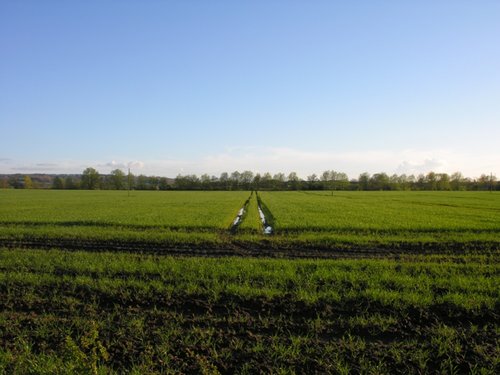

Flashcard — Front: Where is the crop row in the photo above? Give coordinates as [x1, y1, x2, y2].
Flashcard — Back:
[258, 191, 500, 231]
[0, 249, 498, 374]
[1, 190, 499, 252]
[0, 190, 249, 229]
[238, 193, 262, 234]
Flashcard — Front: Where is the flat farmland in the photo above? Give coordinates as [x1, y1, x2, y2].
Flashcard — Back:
[1, 190, 499, 255]
[0, 190, 499, 373]
[0, 190, 248, 228]
[258, 191, 500, 252]
[0, 249, 498, 374]
[0, 190, 249, 251]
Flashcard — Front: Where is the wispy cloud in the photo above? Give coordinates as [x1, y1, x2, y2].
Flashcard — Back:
[1, 148, 498, 178]
[127, 161, 144, 169]
[100, 161, 128, 169]
[4, 160, 87, 174]
[196, 147, 499, 178]
[396, 159, 448, 175]
[35, 163, 58, 167]
[13, 165, 61, 172]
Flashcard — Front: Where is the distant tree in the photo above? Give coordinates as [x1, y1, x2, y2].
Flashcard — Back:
[0, 177, 8, 189]
[210, 175, 219, 188]
[321, 170, 332, 182]
[252, 173, 262, 190]
[81, 168, 100, 189]
[23, 176, 33, 189]
[52, 177, 64, 189]
[348, 179, 358, 191]
[158, 177, 170, 190]
[230, 171, 241, 190]
[273, 173, 286, 190]
[321, 170, 335, 192]
[477, 174, 497, 191]
[407, 174, 416, 189]
[64, 176, 79, 189]
[287, 172, 300, 190]
[437, 173, 451, 190]
[174, 174, 200, 190]
[136, 175, 149, 190]
[241, 171, 254, 190]
[260, 173, 273, 190]
[307, 174, 319, 190]
[425, 172, 438, 190]
[219, 172, 229, 190]
[397, 174, 410, 191]
[110, 169, 126, 190]
[389, 174, 401, 190]
[307, 174, 318, 182]
[8, 176, 20, 189]
[358, 173, 370, 191]
[335, 172, 349, 190]
[200, 174, 211, 190]
[149, 176, 159, 190]
[416, 174, 426, 190]
[489, 174, 498, 192]
[399, 174, 415, 191]
[99, 175, 110, 190]
[450, 172, 465, 191]
[370, 173, 390, 190]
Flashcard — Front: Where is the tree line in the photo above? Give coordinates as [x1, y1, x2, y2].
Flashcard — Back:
[174, 170, 497, 191]
[1, 168, 497, 191]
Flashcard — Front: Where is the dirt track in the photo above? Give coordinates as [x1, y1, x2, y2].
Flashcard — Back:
[0, 238, 497, 259]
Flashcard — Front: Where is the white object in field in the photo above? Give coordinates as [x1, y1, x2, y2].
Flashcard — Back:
[258, 205, 273, 235]
[258, 207, 266, 222]
[231, 206, 245, 229]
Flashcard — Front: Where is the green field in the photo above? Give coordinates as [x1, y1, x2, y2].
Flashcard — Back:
[1, 189, 499, 373]
[0, 190, 250, 249]
[258, 191, 500, 251]
[0, 249, 498, 374]
[1, 190, 498, 254]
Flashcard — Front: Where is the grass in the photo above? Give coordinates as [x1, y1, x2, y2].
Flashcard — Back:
[0, 248, 498, 373]
[238, 192, 262, 234]
[0, 190, 249, 229]
[257, 191, 500, 250]
[1, 190, 499, 252]
[259, 190, 500, 231]
[0, 190, 250, 249]
[1, 191, 498, 373]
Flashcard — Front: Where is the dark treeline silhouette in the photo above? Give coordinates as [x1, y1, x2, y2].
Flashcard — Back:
[1, 168, 498, 191]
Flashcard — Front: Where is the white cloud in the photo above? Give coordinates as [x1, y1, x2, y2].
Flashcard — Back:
[127, 161, 144, 169]
[1, 148, 498, 179]
[195, 147, 499, 179]
[97, 160, 145, 172]
[102, 160, 127, 169]
[396, 159, 448, 175]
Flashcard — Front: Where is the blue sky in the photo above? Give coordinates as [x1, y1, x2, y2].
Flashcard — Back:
[1, 1, 499, 178]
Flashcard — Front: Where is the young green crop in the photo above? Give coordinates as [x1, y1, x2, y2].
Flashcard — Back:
[238, 193, 262, 234]
[257, 191, 500, 249]
[0, 190, 251, 247]
[0, 248, 498, 374]
[258, 191, 500, 232]
[1, 190, 499, 252]
[0, 190, 250, 229]
[1, 249, 498, 310]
